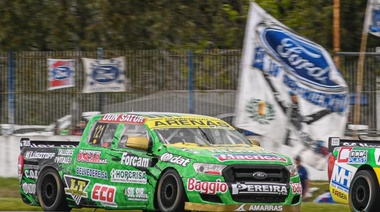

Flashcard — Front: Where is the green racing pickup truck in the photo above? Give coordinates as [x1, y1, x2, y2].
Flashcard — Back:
[19, 112, 302, 212]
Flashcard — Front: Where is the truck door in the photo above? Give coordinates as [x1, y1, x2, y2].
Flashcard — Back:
[70, 121, 118, 208]
[106, 123, 151, 209]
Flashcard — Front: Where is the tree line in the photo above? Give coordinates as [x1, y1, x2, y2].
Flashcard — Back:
[0, 0, 378, 53]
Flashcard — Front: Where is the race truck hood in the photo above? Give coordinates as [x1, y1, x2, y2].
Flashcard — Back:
[163, 143, 292, 165]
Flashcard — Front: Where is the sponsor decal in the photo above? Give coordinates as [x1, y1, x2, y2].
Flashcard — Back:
[213, 154, 287, 162]
[91, 183, 117, 207]
[332, 188, 347, 200]
[348, 150, 367, 164]
[58, 149, 74, 156]
[77, 149, 107, 164]
[235, 204, 283, 211]
[337, 147, 367, 164]
[341, 141, 380, 148]
[160, 153, 191, 167]
[100, 114, 145, 123]
[181, 148, 199, 154]
[24, 164, 39, 169]
[208, 149, 271, 153]
[375, 149, 380, 166]
[337, 147, 352, 163]
[64, 175, 90, 205]
[76, 166, 108, 180]
[55, 157, 72, 164]
[22, 183, 36, 194]
[153, 119, 230, 128]
[289, 182, 302, 195]
[27, 143, 77, 148]
[110, 169, 147, 184]
[187, 178, 228, 194]
[124, 187, 148, 201]
[331, 165, 353, 193]
[24, 169, 38, 179]
[231, 182, 287, 195]
[24, 151, 55, 159]
[121, 153, 150, 168]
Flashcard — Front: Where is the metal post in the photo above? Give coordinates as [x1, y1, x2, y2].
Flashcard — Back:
[8, 51, 14, 135]
[188, 50, 194, 114]
[97, 48, 103, 113]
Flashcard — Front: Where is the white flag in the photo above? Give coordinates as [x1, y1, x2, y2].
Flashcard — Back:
[82, 56, 127, 93]
[364, 0, 380, 37]
[234, 2, 349, 170]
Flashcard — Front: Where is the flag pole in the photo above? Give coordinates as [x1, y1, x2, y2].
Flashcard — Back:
[353, 0, 372, 138]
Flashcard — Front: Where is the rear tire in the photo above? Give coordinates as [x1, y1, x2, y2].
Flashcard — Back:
[37, 168, 71, 212]
[349, 170, 380, 212]
[157, 169, 186, 212]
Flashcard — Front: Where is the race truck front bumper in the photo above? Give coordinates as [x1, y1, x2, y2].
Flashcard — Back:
[185, 164, 302, 211]
[185, 202, 301, 212]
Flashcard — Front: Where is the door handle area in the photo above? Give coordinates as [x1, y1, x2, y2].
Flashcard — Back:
[112, 156, 121, 161]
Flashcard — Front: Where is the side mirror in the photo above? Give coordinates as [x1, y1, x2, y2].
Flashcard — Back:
[125, 136, 149, 151]
[249, 139, 260, 146]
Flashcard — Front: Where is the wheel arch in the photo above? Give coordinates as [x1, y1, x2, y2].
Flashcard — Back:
[38, 163, 63, 185]
[349, 166, 380, 212]
[39, 164, 60, 176]
[36, 165, 70, 211]
[353, 165, 379, 185]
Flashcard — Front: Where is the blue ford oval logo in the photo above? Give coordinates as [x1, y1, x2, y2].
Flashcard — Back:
[52, 67, 72, 80]
[92, 65, 120, 83]
[252, 171, 267, 180]
[257, 26, 342, 91]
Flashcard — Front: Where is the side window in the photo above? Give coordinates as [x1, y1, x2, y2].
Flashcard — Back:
[118, 124, 148, 148]
[87, 121, 118, 148]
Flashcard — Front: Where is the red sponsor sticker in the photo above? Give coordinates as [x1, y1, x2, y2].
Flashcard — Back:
[290, 182, 302, 195]
[100, 114, 146, 123]
[91, 183, 117, 207]
[187, 178, 228, 194]
[213, 154, 287, 162]
[337, 147, 352, 163]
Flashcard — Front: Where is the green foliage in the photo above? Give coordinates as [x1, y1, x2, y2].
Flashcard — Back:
[0, 0, 375, 52]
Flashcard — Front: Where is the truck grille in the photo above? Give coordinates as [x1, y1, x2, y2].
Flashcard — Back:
[222, 164, 290, 203]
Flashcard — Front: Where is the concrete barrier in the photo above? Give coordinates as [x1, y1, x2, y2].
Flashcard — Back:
[0, 136, 80, 178]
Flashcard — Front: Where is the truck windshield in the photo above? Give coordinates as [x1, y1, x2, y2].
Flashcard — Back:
[154, 127, 251, 146]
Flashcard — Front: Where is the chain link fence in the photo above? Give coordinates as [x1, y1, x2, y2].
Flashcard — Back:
[0, 49, 378, 135]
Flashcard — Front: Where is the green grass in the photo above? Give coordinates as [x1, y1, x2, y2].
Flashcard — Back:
[0, 178, 350, 211]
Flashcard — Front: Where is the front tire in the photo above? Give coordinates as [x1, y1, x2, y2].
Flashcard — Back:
[349, 170, 380, 212]
[37, 168, 70, 211]
[157, 169, 186, 212]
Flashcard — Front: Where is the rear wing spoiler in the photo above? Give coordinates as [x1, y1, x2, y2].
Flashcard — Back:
[328, 137, 380, 152]
[20, 138, 80, 150]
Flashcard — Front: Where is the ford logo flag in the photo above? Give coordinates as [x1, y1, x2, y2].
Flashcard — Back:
[257, 26, 342, 91]
[91, 65, 120, 83]
[82, 57, 127, 93]
[52, 66, 72, 80]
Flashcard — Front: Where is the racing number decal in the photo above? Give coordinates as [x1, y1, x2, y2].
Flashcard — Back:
[90, 123, 107, 145]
